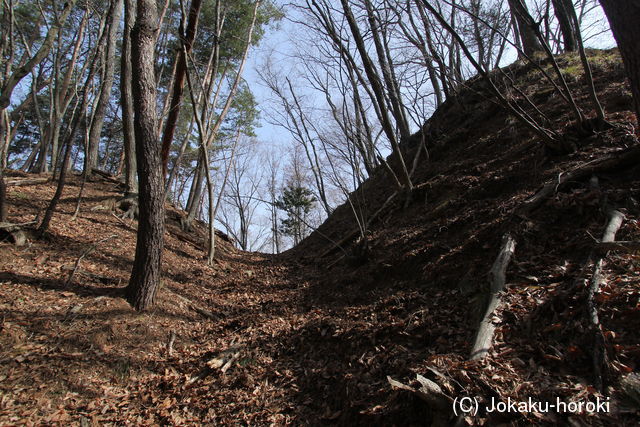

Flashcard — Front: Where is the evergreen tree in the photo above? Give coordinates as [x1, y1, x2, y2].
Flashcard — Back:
[276, 185, 316, 246]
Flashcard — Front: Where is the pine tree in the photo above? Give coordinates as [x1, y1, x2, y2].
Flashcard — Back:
[276, 185, 316, 246]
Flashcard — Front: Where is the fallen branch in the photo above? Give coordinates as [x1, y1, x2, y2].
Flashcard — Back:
[588, 209, 625, 391]
[192, 305, 218, 320]
[387, 375, 451, 424]
[517, 147, 640, 215]
[111, 212, 136, 231]
[387, 235, 516, 423]
[6, 177, 49, 186]
[470, 233, 517, 361]
[187, 345, 242, 385]
[0, 220, 37, 231]
[65, 235, 118, 286]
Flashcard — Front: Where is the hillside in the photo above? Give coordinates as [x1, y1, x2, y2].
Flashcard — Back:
[2, 49, 640, 425]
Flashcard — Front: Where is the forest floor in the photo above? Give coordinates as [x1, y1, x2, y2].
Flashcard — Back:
[2, 50, 640, 426]
[0, 172, 468, 426]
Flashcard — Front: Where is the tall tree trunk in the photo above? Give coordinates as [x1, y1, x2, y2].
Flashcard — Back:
[182, 0, 258, 231]
[160, 0, 203, 178]
[121, 0, 138, 196]
[507, 0, 543, 56]
[125, 0, 163, 311]
[87, 0, 124, 171]
[598, 1, 640, 125]
[363, 0, 410, 141]
[339, 0, 413, 191]
[0, 116, 6, 221]
[39, 12, 104, 235]
[552, 0, 578, 52]
[183, 161, 205, 230]
[0, 0, 78, 219]
[37, 121, 76, 236]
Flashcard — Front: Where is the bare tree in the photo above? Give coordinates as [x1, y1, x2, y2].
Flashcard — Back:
[219, 145, 263, 251]
[181, 0, 261, 232]
[87, 0, 124, 172]
[265, 148, 282, 254]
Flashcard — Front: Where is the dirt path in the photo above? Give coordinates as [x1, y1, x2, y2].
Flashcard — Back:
[0, 176, 431, 424]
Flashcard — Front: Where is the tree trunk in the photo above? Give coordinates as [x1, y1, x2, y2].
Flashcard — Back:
[160, 0, 203, 178]
[598, 0, 640, 125]
[121, 0, 138, 196]
[0, 0, 79, 109]
[37, 125, 75, 236]
[507, 0, 543, 57]
[0, 116, 6, 221]
[125, 0, 163, 311]
[87, 0, 124, 171]
[183, 160, 205, 231]
[552, 0, 578, 52]
[339, 0, 413, 191]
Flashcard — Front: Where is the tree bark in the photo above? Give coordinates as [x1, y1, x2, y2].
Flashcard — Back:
[160, 0, 203, 178]
[121, 0, 138, 196]
[470, 234, 516, 360]
[507, 0, 542, 57]
[551, 0, 577, 52]
[598, 1, 640, 125]
[125, 0, 163, 311]
[37, 126, 75, 237]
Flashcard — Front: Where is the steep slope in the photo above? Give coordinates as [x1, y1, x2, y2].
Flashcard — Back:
[289, 48, 640, 424]
[1, 49, 639, 425]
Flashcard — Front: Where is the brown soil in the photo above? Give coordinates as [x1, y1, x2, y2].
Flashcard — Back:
[1, 49, 639, 425]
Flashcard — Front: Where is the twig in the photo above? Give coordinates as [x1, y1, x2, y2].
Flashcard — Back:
[187, 344, 243, 385]
[111, 212, 136, 231]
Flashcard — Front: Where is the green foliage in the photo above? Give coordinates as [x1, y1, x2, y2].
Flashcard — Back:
[275, 185, 316, 244]
[9, 2, 41, 43]
[196, 0, 282, 68]
[222, 82, 259, 137]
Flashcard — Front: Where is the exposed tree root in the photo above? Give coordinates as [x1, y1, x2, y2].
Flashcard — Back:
[517, 146, 640, 215]
[470, 233, 517, 361]
[388, 234, 516, 423]
[587, 209, 625, 391]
